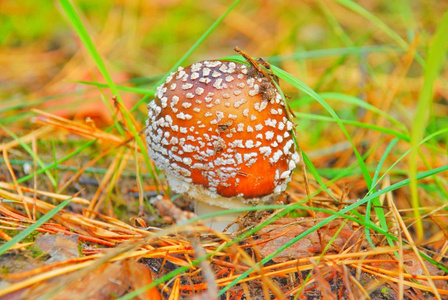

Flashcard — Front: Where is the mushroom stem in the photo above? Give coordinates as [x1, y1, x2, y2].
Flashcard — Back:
[194, 200, 243, 232]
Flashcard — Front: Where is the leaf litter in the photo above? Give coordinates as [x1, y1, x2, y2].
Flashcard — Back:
[1, 1, 448, 298]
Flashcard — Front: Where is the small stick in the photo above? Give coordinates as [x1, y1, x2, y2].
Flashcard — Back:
[234, 46, 269, 78]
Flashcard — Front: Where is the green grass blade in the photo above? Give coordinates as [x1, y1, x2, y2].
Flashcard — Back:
[295, 112, 408, 141]
[0, 196, 73, 256]
[306, 92, 406, 131]
[371, 138, 400, 189]
[374, 128, 448, 195]
[52, 140, 58, 191]
[1, 124, 57, 188]
[365, 138, 399, 247]
[16, 139, 97, 184]
[302, 151, 337, 200]
[75, 80, 154, 96]
[409, 9, 448, 239]
[58, 0, 116, 127]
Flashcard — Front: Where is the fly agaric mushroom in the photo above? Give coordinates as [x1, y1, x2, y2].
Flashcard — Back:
[146, 53, 300, 231]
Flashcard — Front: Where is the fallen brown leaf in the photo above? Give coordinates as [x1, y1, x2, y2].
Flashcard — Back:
[255, 214, 361, 262]
[20, 259, 161, 300]
[35, 233, 80, 263]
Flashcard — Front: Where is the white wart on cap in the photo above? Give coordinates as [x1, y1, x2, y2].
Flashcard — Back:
[146, 60, 300, 209]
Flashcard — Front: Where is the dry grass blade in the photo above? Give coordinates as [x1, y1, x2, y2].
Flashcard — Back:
[31, 109, 128, 146]
[0, 126, 54, 153]
[0, 182, 89, 205]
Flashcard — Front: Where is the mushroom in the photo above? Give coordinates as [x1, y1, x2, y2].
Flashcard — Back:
[146, 56, 300, 231]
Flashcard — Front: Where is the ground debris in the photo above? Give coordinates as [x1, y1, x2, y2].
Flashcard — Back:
[35, 233, 79, 263]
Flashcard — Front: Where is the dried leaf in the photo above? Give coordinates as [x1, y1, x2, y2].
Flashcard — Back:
[126, 259, 162, 300]
[256, 215, 360, 262]
[371, 251, 448, 290]
[21, 259, 161, 300]
[35, 233, 79, 263]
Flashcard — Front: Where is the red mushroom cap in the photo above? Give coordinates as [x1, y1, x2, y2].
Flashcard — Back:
[146, 60, 300, 208]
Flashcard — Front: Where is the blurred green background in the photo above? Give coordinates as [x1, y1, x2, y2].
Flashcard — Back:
[2, 0, 445, 95]
[1, 0, 447, 174]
